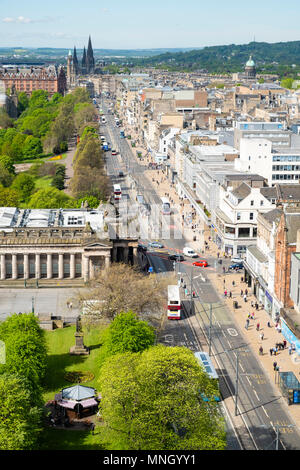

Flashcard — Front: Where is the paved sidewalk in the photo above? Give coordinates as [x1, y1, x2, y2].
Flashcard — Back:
[127, 141, 300, 426]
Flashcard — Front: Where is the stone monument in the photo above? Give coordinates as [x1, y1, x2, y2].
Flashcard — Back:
[69, 315, 89, 355]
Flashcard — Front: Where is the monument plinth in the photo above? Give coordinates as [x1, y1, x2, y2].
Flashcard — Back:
[69, 316, 89, 356]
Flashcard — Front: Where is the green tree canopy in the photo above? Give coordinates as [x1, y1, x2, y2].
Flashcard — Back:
[27, 187, 75, 209]
[98, 345, 225, 450]
[105, 311, 156, 356]
[22, 135, 43, 160]
[0, 186, 20, 205]
[0, 313, 47, 394]
[11, 173, 35, 201]
[0, 374, 42, 450]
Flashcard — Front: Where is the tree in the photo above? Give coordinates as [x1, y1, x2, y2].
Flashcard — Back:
[17, 91, 29, 114]
[22, 135, 43, 160]
[0, 313, 47, 393]
[11, 173, 35, 201]
[27, 187, 75, 209]
[0, 154, 15, 174]
[0, 374, 42, 450]
[98, 345, 226, 450]
[105, 311, 155, 356]
[0, 186, 20, 205]
[78, 263, 173, 324]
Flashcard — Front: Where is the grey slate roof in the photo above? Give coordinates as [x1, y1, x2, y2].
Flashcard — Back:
[61, 385, 96, 401]
[259, 208, 283, 225]
[231, 182, 251, 201]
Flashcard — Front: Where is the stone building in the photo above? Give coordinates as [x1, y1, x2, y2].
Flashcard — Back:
[0, 208, 138, 283]
[0, 65, 67, 97]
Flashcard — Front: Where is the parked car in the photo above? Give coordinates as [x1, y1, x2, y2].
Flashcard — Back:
[231, 257, 244, 264]
[193, 260, 208, 267]
[183, 247, 198, 258]
[138, 244, 148, 252]
[148, 241, 164, 249]
[168, 254, 184, 262]
[118, 171, 124, 178]
[111, 149, 118, 155]
[229, 263, 244, 270]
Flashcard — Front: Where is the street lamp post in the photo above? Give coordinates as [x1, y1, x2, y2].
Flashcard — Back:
[208, 303, 213, 356]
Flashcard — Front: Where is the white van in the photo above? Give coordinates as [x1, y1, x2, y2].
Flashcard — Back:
[183, 247, 198, 258]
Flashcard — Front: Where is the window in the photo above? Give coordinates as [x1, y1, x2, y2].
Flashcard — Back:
[260, 200, 264, 206]
[250, 213, 254, 220]
[237, 212, 241, 221]
[250, 200, 254, 206]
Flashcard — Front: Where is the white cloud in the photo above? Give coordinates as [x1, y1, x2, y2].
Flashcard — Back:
[2, 16, 58, 24]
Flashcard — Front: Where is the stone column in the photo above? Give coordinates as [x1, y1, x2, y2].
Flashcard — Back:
[105, 255, 111, 270]
[89, 257, 95, 280]
[35, 254, 40, 279]
[47, 254, 52, 279]
[70, 253, 76, 279]
[12, 254, 18, 280]
[0, 254, 5, 280]
[24, 254, 29, 280]
[58, 254, 64, 280]
[82, 255, 89, 282]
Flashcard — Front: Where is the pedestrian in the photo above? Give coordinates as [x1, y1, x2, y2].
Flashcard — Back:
[259, 346, 263, 355]
[232, 280, 235, 287]
[267, 321, 271, 328]
[273, 361, 277, 371]
[283, 340, 287, 349]
[217, 252, 220, 258]
[255, 302, 259, 311]
[289, 345, 292, 355]
[260, 332, 264, 341]
[241, 289, 243, 297]
[67, 301, 69, 308]
[256, 322, 260, 331]
[245, 321, 249, 330]
[245, 289, 248, 296]
[244, 294, 247, 303]
[251, 312, 255, 320]
[229, 291, 232, 298]
[270, 348, 273, 356]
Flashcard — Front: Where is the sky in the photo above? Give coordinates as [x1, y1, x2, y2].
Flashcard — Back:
[1, 0, 300, 50]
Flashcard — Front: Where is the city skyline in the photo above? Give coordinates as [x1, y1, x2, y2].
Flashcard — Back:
[1, 0, 300, 49]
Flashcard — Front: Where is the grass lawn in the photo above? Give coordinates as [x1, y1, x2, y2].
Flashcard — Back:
[39, 428, 104, 450]
[34, 175, 53, 190]
[39, 324, 107, 450]
[43, 325, 105, 402]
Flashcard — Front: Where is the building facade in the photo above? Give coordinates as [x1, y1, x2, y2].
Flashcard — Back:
[0, 66, 67, 96]
[0, 208, 138, 284]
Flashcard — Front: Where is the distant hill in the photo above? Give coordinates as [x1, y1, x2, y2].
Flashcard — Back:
[132, 40, 300, 73]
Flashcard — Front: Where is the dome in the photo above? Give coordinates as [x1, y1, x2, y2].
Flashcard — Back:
[246, 55, 255, 67]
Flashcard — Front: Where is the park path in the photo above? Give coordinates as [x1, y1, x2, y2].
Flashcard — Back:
[63, 137, 77, 196]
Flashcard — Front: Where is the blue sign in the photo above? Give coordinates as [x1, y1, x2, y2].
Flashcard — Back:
[265, 290, 273, 304]
[294, 390, 300, 404]
[281, 318, 300, 355]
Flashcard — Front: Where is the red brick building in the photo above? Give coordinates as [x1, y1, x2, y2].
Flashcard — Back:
[0, 65, 67, 97]
[274, 208, 300, 308]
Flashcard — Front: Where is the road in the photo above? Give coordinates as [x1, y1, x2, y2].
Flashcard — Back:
[98, 98, 300, 450]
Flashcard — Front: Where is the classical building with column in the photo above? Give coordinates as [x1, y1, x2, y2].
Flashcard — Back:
[0, 207, 138, 283]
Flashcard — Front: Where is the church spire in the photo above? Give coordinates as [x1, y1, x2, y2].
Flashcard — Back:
[86, 35, 95, 74]
[81, 46, 87, 74]
[73, 46, 79, 75]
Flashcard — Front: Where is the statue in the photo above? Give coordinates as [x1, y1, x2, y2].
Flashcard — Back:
[76, 315, 83, 333]
[70, 315, 89, 356]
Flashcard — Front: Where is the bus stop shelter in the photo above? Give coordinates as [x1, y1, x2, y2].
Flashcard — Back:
[278, 372, 300, 405]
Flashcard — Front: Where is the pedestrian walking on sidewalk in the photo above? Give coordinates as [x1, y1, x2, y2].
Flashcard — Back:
[229, 291, 232, 298]
[270, 348, 273, 356]
[245, 289, 248, 296]
[283, 340, 287, 349]
[260, 332, 264, 341]
[241, 289, 243, 297]
[245, 321, 249, 330]
[289, 345, 292, 355]
[232, 280, 235, 287]
[267, 321, 271, 328]
[273, 361, 278, 371]
[243, 294, 247, 303]
[256, 322, 260, 331]
[259, 346, 263, 355]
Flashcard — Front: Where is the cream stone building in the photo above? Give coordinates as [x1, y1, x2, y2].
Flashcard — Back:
[0, 208, 138, 283]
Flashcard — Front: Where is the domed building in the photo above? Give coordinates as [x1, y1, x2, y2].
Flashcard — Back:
[245, 55, 256, 79]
